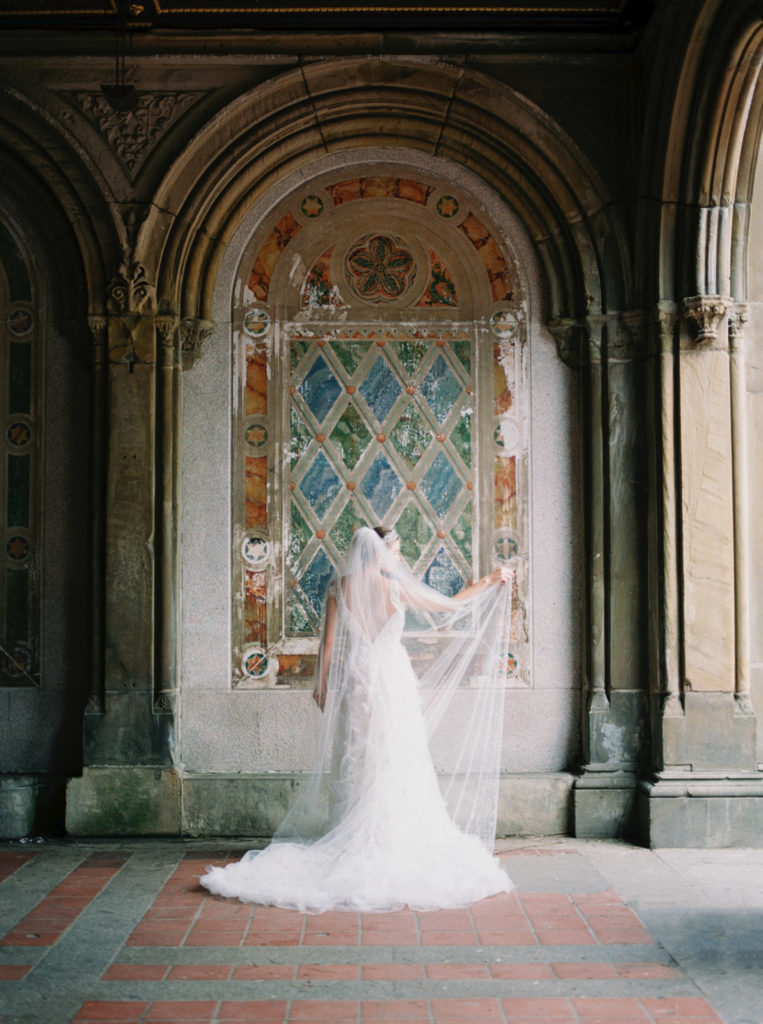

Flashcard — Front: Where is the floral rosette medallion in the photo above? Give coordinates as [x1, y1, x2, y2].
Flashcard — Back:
[345, 233, 416, 304]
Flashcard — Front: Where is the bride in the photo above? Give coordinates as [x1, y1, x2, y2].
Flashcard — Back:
[201, 525, 514, 913]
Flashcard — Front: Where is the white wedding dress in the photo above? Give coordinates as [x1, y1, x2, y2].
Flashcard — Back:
[201, 528, 513, 913]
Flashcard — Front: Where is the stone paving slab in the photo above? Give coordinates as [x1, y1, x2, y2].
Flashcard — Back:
[0, 838, 759, 1024]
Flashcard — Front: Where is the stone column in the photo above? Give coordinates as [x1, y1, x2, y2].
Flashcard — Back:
[67, 264, 182, 835]
[728, 305, 754, 714]
[86, 315, 107, 716]
[567, 312, 649, 837]
[636, 295, 762, 847]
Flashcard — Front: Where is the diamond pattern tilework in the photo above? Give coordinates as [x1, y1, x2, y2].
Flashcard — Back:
[286, 327, 475, 636]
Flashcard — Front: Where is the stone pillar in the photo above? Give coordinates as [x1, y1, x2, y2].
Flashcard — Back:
[67, 264, 182, 835]
[567, 312, 648, 838]
[636, 295, 762, 847]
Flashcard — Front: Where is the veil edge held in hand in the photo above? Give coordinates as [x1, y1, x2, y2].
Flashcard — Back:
[273, 526, 513, 851]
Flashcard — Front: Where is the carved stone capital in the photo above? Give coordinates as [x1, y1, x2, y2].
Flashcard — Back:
[655, 301, 678, 355]
[547, 317, 585, 367]
[682, 294, 732, 346]
[179, 317, 215, 370]
[727, 303, 749, 353]
[155, 314, 179, 363]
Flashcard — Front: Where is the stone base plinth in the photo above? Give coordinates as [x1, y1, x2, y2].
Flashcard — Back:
[65, 769, 574, 837]
[66, 767, 182, 835]
[635, 773, 763, 847]
[573, 768, 638, 839]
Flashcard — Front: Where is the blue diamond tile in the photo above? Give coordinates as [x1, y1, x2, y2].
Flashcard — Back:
[420, 354, 461, 424]
[420, 451, 463, 520]
[298, 353, 342, 423]
[300, 549, 334, 615]
[299, 450, 341, 519]
[360, 451, 403, 518]
[423, 546, 465, 597]
[359, 355, 401, 425]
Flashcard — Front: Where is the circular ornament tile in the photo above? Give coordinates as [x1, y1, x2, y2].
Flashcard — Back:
[243, 647, 270, 680]
[301, 195, 325, 219]
[436, 195, 460, 219]
[495, 534, 519, 561]
[242, 534, 270, 567]
[7, 422, 31, 448]
[244, 422, 269, 449]
[243, 308, 271, 338]
[493, 421, 519, 450]
[6, 536, 30, 561]
[4, 641, 32, 680]
[7, 308, 32, 337]
[490, 310, 520, 339]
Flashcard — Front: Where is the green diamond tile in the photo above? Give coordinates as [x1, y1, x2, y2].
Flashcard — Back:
[289, 502, 312, 569]
[290, 406, 313, 462]
[288, 591, 314, 634]
[329, 403, 373, 470]
[396, 504, 433, 564]
[452, 339, 472, 373]
[452, 501, 472, 561]
[290, 337, 311, 369]
[395, 339, 430, 376]
[332, 498, 366, 555]
[389, 405, 433, 469]
[331, 340, 366, 377]
[451, 409, 472, 468]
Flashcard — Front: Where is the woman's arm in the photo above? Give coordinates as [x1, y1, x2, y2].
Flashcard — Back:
[453, 564, 514, 601]
[313, 592, 337, 711]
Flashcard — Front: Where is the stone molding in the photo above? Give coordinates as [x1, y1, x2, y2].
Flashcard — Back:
[681, 294, 732, 346]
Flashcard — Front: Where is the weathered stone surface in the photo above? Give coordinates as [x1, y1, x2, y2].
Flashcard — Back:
[182, 771, 574, 838]
[573, 770, 638, 839]
[679, 348, 736, 693]
[66, 767, 181, 835]
[662, 692, 756, 771]
[637, 775, 763, 847]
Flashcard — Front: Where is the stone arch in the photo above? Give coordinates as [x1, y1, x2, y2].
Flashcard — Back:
[140, 58, 629, 325]
[652, 2, 763, 302]
[0, 89, 122, 316]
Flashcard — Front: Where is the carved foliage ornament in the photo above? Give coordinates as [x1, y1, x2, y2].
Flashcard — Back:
[682, 295, 732, 345]
[67, 91, 199, 179]
[107, 261, 156, 315]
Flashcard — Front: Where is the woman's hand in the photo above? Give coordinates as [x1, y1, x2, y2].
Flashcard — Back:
[486, 565, 515, 586]
[312, 686, 327, 712]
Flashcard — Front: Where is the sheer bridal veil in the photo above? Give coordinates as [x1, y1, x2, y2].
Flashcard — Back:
[274, 526, 513, 852]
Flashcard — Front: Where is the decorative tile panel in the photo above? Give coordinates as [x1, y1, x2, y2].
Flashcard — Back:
[283, 324, 475, 639]
[235, 179, 527, 687]
[1, 220, 38, 687]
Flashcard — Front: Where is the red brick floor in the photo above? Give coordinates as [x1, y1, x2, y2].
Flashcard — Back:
[0, 844, 727, 1024]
